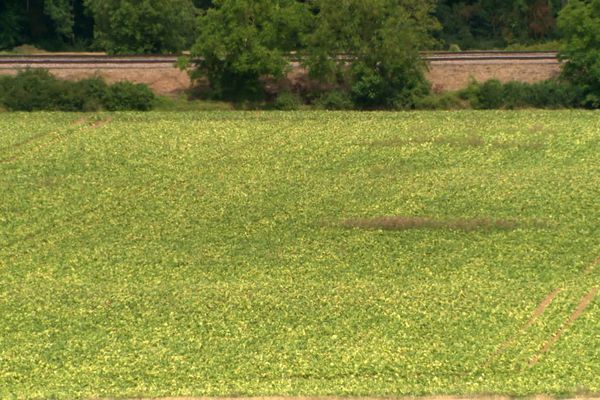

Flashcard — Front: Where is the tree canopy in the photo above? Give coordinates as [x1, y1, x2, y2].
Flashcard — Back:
[84, 0, 197, 54]
[0, 0, 569, 53]
[303, 0, 439, 108]
[557, 0, 600, 107]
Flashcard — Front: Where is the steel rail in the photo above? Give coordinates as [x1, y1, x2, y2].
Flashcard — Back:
[0, 51, 560, 65]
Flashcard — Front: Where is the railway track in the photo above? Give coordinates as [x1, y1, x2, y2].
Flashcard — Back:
[0, 51, 560, 66]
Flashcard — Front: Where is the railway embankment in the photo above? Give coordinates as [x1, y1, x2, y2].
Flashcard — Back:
[0, 52, 561, 95]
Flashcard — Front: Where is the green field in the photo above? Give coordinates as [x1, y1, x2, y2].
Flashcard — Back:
[1, 111, 599, 399]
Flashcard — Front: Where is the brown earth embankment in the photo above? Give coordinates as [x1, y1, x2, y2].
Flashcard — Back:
[0, 58, 562, 95]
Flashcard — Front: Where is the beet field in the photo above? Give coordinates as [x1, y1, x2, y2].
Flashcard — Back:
[0, 111, 599, 399]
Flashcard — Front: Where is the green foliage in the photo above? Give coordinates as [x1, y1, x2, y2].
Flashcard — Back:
[104, 81, 156, 111]
[414, 91, 466, 110]
[0, 69, 154, 111]
[84, 0, 196, 54]
[43, 0, 75, 40]
[0, 75, 11, 105]
[271, 91, 303, 110]
[190, 0, 310, 101]
[461, 79, 581, 109]
[557, 0, 600, 108]
[435, 0, 563, 50]
[1, 111, 600, 398]
[0, 1, 23, 50]
[1, 69, 70, 111]
[304, 0, 438, 109]
[0, 0, 89, 51]
[505, 39, 561, 51]
[314, 90, 354, 110]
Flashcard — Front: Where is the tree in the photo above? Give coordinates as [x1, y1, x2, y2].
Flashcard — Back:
[304, 0, 439, 109]
[84, 0, 197, 54]
[435, 0, 562, 49]
[43, 0, 75, 41]
[190, 0, 311, 100]
[558, 0, 600, 107]
[0, 1, 23, 50]
[0, 0, 92, 51]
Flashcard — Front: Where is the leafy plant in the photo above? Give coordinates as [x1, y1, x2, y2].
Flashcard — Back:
[1, 111, 599, 398]
[84, 0, 196, 54]
[104, 81, 155, 111]
[271, 91, 303, 111]
[0, 69, 155, 111]
[304, 0, 438, 109]
[189, 0, 311, 101]
[557, 0, 600, 108]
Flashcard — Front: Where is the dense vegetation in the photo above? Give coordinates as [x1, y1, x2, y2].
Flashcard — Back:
[1, 111, 599, 399]
[1, 1, 599, 109]
[0, 0, 566, 53]
[0, 69, 155, 111]
[557, 0, 600, 108]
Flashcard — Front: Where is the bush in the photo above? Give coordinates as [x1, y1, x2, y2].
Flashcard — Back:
[415, 91, 465, 110]
[461, 79, 583, 109]
[1, 69, 65, 111]
[527, 80, 582, 108]
[464, 79, 505, 109]
[558, 0, 600, 109]
[0, 75, 11, 105]
[348, 61, 430, 110]
[0, 69, 155, 111]
[75, 77, 111, 111]
[314, 90, 354, 110]
[104, 81, 155, 111]
[304, 0, 437, 110]
[271, 91, 303, 111]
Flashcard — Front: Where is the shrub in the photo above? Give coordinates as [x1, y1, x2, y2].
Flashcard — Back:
[271, 91, 303, 111]
[314, 90, 354, 110]
[415, 91, 465, 110]
[0, 69, 155, 111]
[448, 43, 461, 52]
[465, 79, 505, 109]
[557, 0, 600, 108]
[527, 80, 582, 108]
[104, 81, 155, 111]
[304, 0, 437, 110]
[0, 75, 11, 105]
[1, 69, 66, 111]
[461, 79, 583, 109]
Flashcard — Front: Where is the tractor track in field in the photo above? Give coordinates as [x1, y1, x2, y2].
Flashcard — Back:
[525, 254, 600, 366]
[0, 116, 111, 164]
[0, 116, 87, 163]
[482, 288, 561, 368]
[529, 286, 599, 366]
[474, 253, 600, 372]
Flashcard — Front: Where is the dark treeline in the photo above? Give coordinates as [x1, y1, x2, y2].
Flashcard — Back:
[0, 0, 566, 53]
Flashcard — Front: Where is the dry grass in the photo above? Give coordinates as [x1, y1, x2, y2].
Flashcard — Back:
[342, 216, 521, 232]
